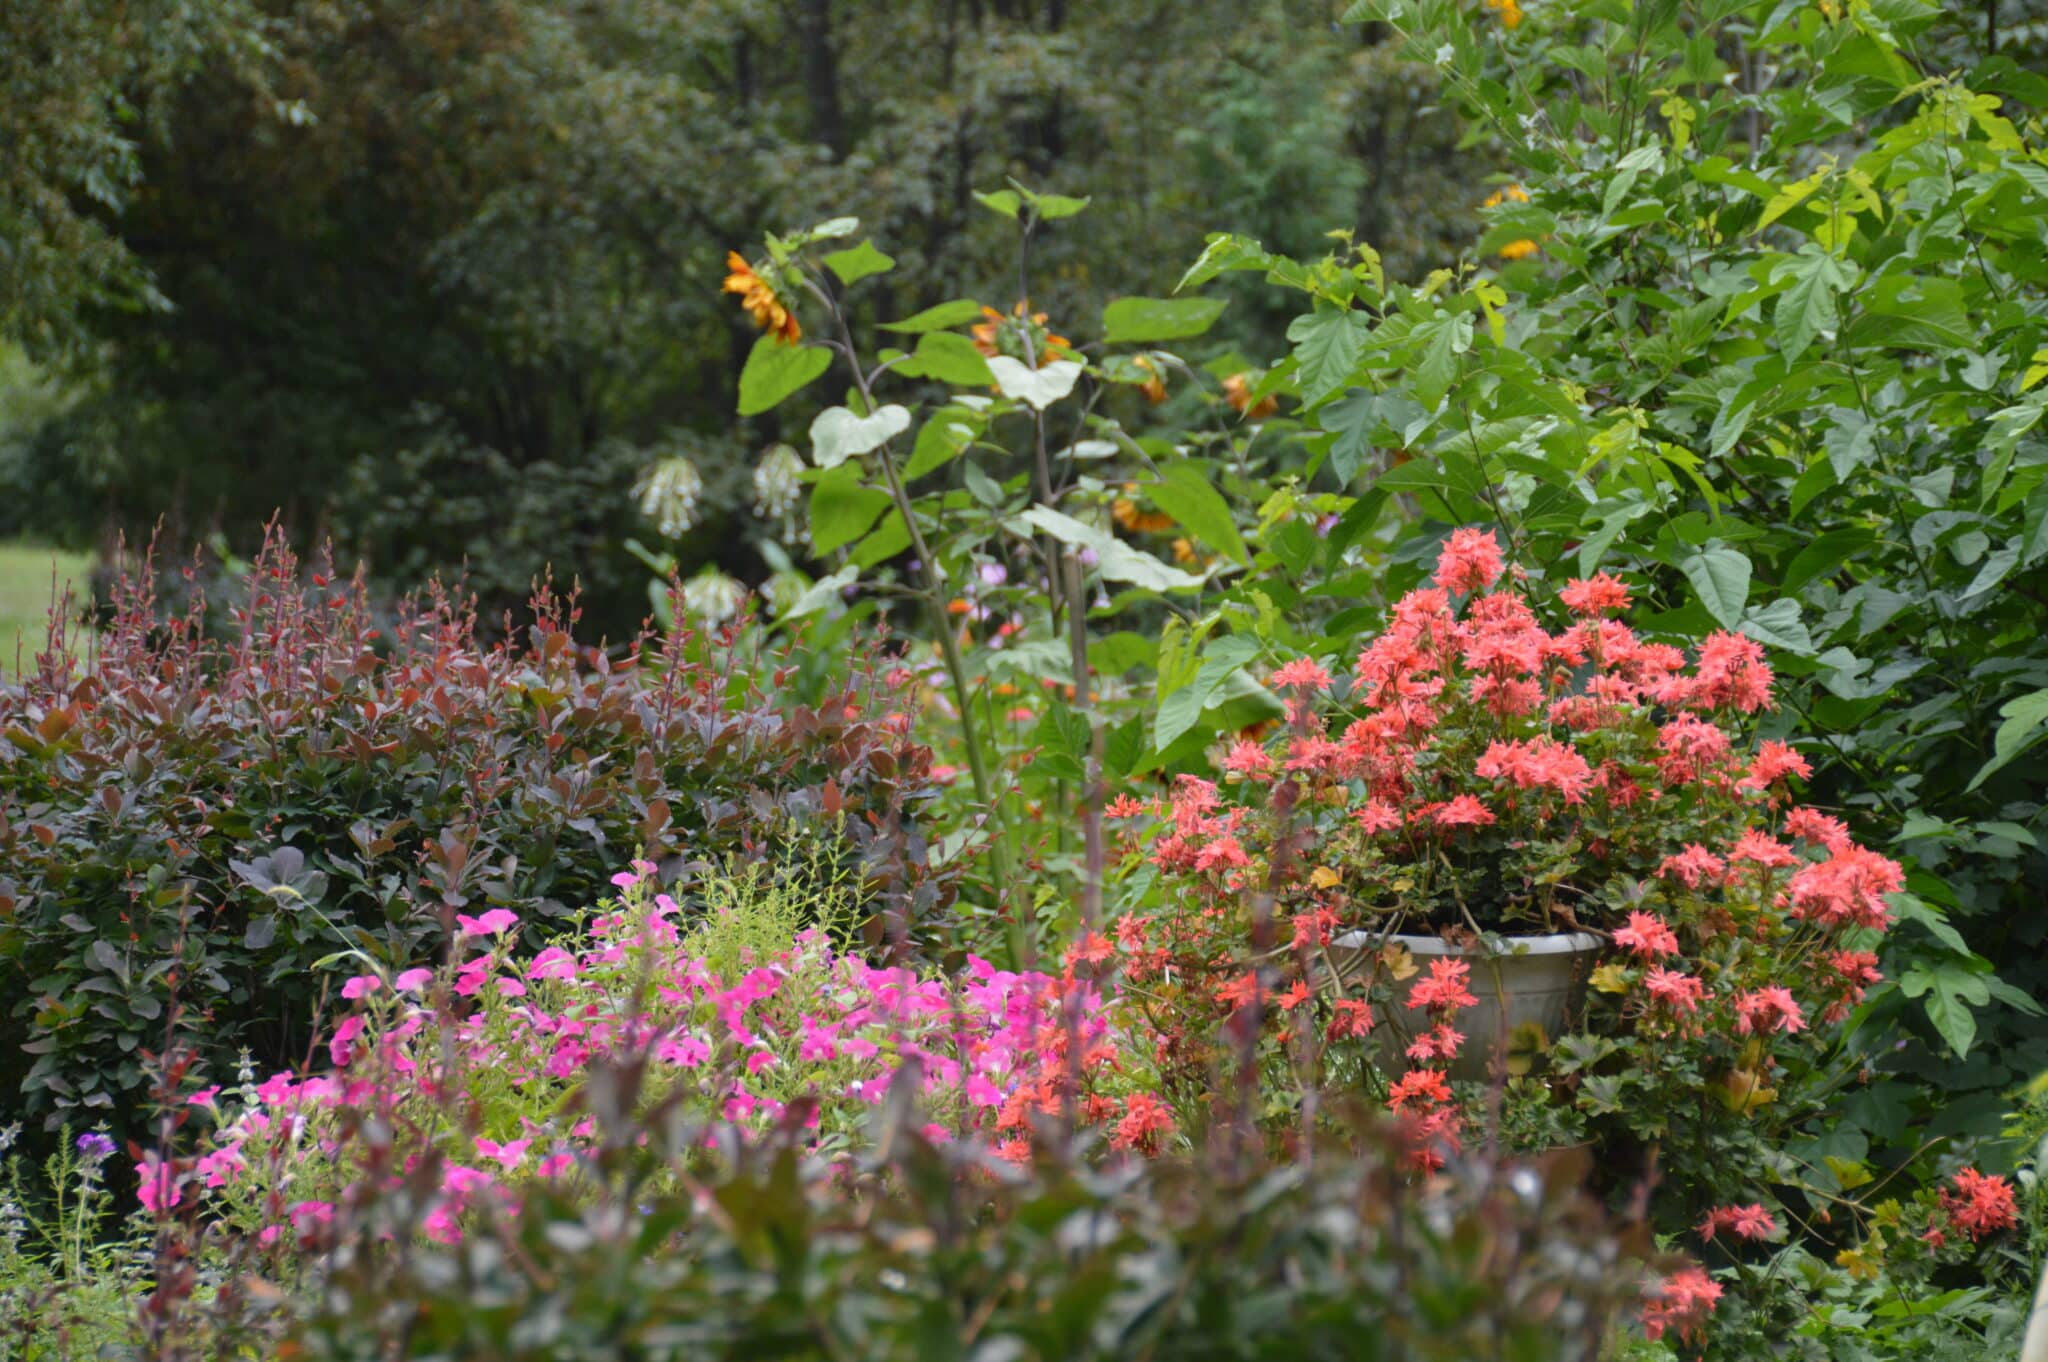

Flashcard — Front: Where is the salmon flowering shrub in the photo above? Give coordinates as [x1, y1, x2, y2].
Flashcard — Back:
[150, 869, 1162, 1246]
[1106, 530, 1906, 1242]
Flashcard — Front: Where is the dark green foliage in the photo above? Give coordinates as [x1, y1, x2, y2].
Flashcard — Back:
[1254, 0, 2048, 1185]
[1, 1, 1476, 633]
[277, 1081, 1641, 1362]
[0, 533, 951, 1143]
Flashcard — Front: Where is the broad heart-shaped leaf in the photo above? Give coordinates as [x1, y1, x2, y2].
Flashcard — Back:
[986, 357, 1084, 410]
[1147, 462, 1248, 565]
[1680, 547, 1752, 628]
[902, 408, 981, 480]
[777, 565, 857, 620]
[1010, 506, 1204, 593]
[737, 337, 831, 416]
[1901, 961, 1992, 1059]
[823, 238, 894, 286]
[1737, 598, 1814, 655]
[1287, 308, 1372, 407]
[891, 331, 992, 386]
[809, 404, 911, 470]
[807, 465, 892, 554]
[1774, 249, 1851, 362]
[1968, 687, 2048, 791]
[1101, 295, 1226, 343]
[879, 299, 984, 333]
[973, 189, 1021, 219]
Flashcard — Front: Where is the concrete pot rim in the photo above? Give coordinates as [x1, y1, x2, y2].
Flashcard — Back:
[1330, 929, 1603, 957]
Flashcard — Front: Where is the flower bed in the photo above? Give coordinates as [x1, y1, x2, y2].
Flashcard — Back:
[161, 866, 1156, 1246]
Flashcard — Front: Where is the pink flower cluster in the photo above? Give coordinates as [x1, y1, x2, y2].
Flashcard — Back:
[142, 876, 1163, 1242]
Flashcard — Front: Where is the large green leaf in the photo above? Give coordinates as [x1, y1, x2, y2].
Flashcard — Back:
[1413, 314, 1473, 410]
[810, 405, 911, 469]
[1900, 961, 1991, 1058]
[1010, 506, 1204, 593]
[737, 338, 831, 416]
[879, 300, 985, 333]
[1153, 635, 1260, 752]
[1287, 308, 1372, 406]
[1680, 548, 1752, 628]
[1148, 463, 1248, 565]
[901, 408, 980, 480]
[892, 331, 993, 386]
[822, 239, 895, 286]
[808, 466, 893, 554]
[1774, 249, 1851, 362]
[1738, 599, 1814, 655]
[987, 357, 1084, 410]
[1102, 296, 1226, 343]
[1968, 688, 2048, 791]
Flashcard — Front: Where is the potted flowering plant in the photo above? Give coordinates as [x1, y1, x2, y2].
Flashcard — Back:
[1107, 529, 1902, 1215]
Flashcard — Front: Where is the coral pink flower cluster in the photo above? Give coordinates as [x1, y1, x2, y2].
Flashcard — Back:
[143, 872, 1162, 1242]
[1926, 1166, 2019, 1245]
[1109, 528, 1916, 1342]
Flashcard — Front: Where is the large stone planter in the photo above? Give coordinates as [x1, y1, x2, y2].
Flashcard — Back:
[1332, 929, 1603, 1082]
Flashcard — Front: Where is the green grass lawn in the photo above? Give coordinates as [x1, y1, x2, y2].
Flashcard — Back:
[0, 542, 93, 674]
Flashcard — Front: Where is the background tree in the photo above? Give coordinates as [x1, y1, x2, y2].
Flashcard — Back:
[0, 0, 1473, 637]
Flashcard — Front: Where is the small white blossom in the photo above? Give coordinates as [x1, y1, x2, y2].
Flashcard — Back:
[753, 444, 805, 521]
[680, 568, 747, 625]
[636, 455, 704, 538]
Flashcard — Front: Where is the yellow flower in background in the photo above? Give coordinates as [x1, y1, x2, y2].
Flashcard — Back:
[1481, 184, 1539, 261]
[722, 251, 801, 344]
[1483, 0, 1524, 27]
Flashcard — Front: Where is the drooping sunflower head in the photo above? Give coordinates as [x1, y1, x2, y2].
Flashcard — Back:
[971, 300, 1074, 368]
[723, 251, 802, 345]
[1132, 355, 1168, 404]
[1222, 372, 1278, 419]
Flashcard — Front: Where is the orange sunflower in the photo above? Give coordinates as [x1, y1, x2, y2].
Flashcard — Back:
[1111, 482, 1176, 534]
[972, 301, 1074, 367]
[1222, 372, 1279, 419]
[723, 251, 801, 345]
[1132, 355, 1168, 404]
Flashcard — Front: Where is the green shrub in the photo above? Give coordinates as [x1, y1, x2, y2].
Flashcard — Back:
[0, 531, 953, 1148]
[274, 1086, 1646, 1362]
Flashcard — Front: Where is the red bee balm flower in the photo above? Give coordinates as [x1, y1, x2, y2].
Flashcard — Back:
[1644, 967, 1706, 1015]
[1267, 658, 1334, 692]
[1109, 1093, 1176, 1155]
[1698, 1202, 1778, 1242]
[1641, 1266, 1723, 1344]
[1431, 795, 1496, 829]
[1733, 986, 1806, 1036]
[1612, 911, 1679, 960]
[1942, 1168, 2018, 1240]
[1409, 959, 1478, 1012]
[1433, 527, 1506, 594]
[1559, 572, 1632, 616]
